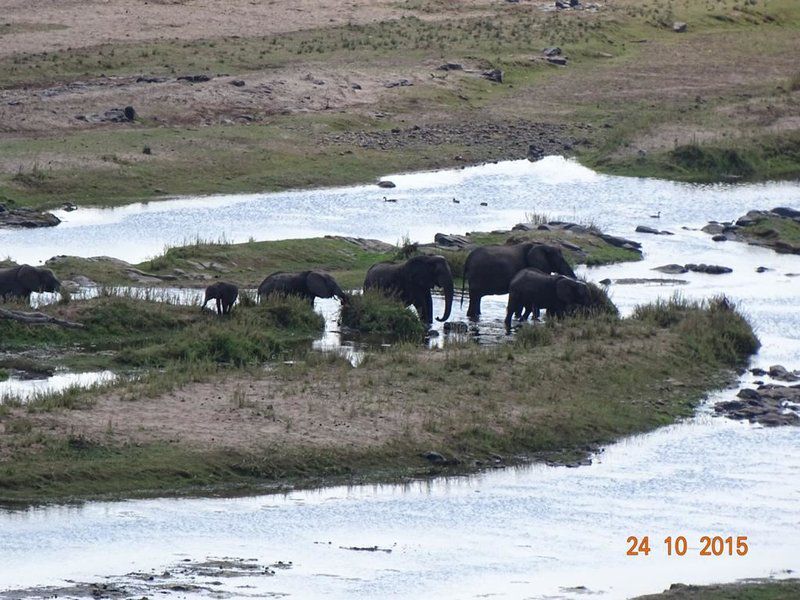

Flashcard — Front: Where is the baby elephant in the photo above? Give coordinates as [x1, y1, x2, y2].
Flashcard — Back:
[202, 281, 239, 315]
[505, 269, 590, 329]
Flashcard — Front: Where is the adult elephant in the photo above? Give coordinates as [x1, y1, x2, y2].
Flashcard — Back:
[202, 281, 238, 315]
[504, 268, 590, 329]
[0, 265, 60, 302]
[364, 254, 454, 325]
[462, 243, 575, 319]
[258, 271, 348, 305]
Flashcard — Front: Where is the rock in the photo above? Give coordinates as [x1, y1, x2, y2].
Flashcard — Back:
[736, 388, 761, 400]
[61, 202, 78, 212]
[0, 206, 61, 229]
[136, 76, 167, 83]
[350, 83, 362, 90]
[636, 225, 672, 235]
[673, 21, 687, 33]
[597, 233, 642, 251]
[702, 222, 725, 235]
[750, 367, 767, 376]
[177, 74, 211, 83]
[437, 63, 463, 71]
[123, 106, 136, 121]
[229, 79, 245, 87]
[546, 56, 568, 66]
[482, 69, 503, 83]
[384, 79, 413, 88]
[756, 266, 771, 273]
[768, 365, 800, 382]
[527, 144, 545, 161]
[560, 241, 583, 252]
[542, 47, 562, 57]
[377, 180, 396, 188]
[771, 206, 800, 219]
[434, 233, 472, 249]
[422, 451, 447, 465]
[712, 234, 727, 242]
[327, 236, 396, 253]
[653, 264, 688, 274]
[685, 263, 733, 275]
[71, 275, 97, 287]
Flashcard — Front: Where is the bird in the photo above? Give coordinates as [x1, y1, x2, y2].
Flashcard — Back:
[452, 198, 460, 204]
[480, 201, 488, 206]
[650, 210, 661, 219]
[383, 196, 397, 203]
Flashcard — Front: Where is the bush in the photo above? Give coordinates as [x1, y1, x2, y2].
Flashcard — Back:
[632, 294, 692, 327]
[514, 323, 553, 348]
[339, 291, 426, 341]
[259, 294, 325, 330]
[572, 281, 619, 318]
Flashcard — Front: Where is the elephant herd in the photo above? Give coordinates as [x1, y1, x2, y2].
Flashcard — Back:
[1, 242, 592, 331]
[204, 242, 590, 331]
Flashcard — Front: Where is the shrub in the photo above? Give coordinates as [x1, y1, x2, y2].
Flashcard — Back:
[573, 281, 619, 318]
[339, 291, 426, 341]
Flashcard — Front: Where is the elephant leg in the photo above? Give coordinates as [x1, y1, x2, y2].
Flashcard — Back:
[216, 298, 222, 315]
[520, 306, 531, 321]
[424, 292, 433, 325]
[466, 291, 481, 320]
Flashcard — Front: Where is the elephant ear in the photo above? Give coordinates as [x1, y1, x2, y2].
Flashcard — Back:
[555, 277, 577, 304]
[404, 256, 435, 288]
[306, 271, 333, 298]
[525, 245, 551, 274]
[16, 265, 43, 292]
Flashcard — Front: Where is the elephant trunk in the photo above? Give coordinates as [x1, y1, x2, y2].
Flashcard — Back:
[436, 276, 454, 322]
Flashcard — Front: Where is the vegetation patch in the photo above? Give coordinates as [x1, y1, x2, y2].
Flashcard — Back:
[634, 579, 800, 600]
[339, 291, 426, 341]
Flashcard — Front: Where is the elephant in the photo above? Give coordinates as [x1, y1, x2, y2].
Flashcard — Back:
[0, 265, 60, 302]
[461, 242, 576, 319]
[257, 271, 348, 305]
[363, 254, 454, 325]
[504, 268, 590, 329]
[202, 281, 238, 315]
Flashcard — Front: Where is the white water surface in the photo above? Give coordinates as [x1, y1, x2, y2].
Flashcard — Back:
[1, 158, 799, 599]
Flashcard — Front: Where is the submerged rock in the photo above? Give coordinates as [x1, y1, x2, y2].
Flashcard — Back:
[653, 264, 688, 275]
[716, 383, 800, 427]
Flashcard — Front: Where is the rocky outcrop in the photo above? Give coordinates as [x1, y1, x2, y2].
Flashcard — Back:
[702, 208, 800, 254]
[0, 204, 61, 228]
[653, 263, 732, 275]
[715, 383, 800, 427]
[327, 236, 395, 253]
[433, 233, 473, 249]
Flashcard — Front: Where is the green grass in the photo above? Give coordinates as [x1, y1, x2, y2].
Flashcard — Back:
[0, 293, 325, 370]
[339, 291, 427, 340]
[634, 579, 800, 600]
[740, 214, 800, 247]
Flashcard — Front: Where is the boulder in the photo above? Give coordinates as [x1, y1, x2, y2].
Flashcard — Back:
[443, 321, 469, 334]
[653, 264, 688, 274]
[685, 263, 733, 274]
[377, 180, 396, 188]
[0, 206, 61, 229]
[768, 365, 800, 382]
[482, 69, 503, 83]
[384, 79, 413, 88]
[755, 266, 771, 273]
[177, 74, 211, 83]
[597, 233, 642, 251]
[422, 451, 448, 465]
[543, 47, 562, 57]
[546, 56, 568, 66]
[527, 144, 545, 161]
[673, 21, 687, 33]
[702, 222, 725, 235]
[437, 63, 463, 71]
[771, 206, 800, 219]
[229, 79, 246, 87]
[635, 225, 672, 235]
[712, 234, 727, 242]
[434, 233, 472, 249]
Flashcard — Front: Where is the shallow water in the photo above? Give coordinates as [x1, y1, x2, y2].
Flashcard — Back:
[1, 158, 799, 599]
[0, 370, 116, 403]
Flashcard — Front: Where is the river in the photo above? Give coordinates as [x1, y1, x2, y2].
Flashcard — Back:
[0, 157, 798, 599]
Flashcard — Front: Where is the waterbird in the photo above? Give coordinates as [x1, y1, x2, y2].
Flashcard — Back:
[480, 201, 488, 206]
[650, 210, 661, 219]
[452, 198, 460, 204]
[383, 196, 398, 203]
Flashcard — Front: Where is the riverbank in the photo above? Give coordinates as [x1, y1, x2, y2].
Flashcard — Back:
[0, 297, 758, 504]
[635, 579, 800, 599]
[1, 0, 799, 209]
